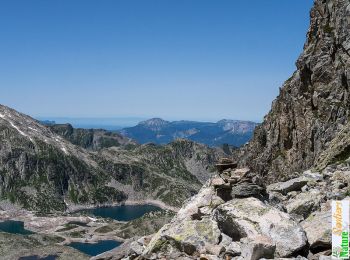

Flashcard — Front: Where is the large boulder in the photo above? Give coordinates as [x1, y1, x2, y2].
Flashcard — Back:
[241, 235, 276, 260]
[144, 217, 221, 256]
[231, 183, 265, 199]
[285, 189, 323, 218]
[301, 210, 331, 251]
[267, 177, 309, 195]
[214, 197, 307, 257]
[176, 185, 224, 221]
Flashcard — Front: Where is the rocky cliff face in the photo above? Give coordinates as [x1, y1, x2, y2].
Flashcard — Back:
[0, 105, 126, 212]
[0, 105, 223, 212]
[239, 0, 350, 183]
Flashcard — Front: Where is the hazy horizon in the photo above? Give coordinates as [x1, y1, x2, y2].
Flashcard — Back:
[36, 115, 262, 130]
[1, 0, 313, 121]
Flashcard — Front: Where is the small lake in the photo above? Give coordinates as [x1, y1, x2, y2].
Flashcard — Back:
[78, 204, 160, 221]
[0, 220, 34, 235]
[68, 240, 121, 256]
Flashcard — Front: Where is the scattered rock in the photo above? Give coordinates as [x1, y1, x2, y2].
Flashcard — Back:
[211, 177, 226, 187]
[145, 218, 221, 256]
[214, 197, 307, 257]
[129, 241, 144, 255]
[224, 242, 241, 257]
[205, 244, 225, 256]
[216, 158, 237, 173]
[303, 170, 323, 181]
[301, 210, 331, 252]
[231, 183, 264, 199]
[241, 235, 276, 260]
[267, 177, 310, 195]
[285, 189, 323, 218]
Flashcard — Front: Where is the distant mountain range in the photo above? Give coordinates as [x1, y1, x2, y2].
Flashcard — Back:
[119, 118, 259, 147]
[0, 104, 226, 212]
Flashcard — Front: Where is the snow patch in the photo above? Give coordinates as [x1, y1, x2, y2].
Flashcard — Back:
[28, 126, 38, 132]
[0, 112, 33, 142]
[61, 147, 68, 155]
[54, 137, 69, 155]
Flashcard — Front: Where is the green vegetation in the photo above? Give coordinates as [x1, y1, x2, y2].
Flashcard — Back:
[116, 210, 175, 239]
[331, 145, 350, 164]
[94, 225, 114, 233]
[69, 230, 86, 238]
[56, 224, 79, 232]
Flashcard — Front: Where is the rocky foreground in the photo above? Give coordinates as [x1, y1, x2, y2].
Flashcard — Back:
[114, 163, 348, 260]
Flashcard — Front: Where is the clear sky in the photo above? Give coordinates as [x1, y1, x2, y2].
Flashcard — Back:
[0, 0, 313, 122]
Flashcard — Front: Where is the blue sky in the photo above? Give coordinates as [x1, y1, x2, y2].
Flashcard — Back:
[0, 0, 313, 122]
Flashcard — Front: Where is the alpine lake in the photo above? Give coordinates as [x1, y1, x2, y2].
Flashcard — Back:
[0, 204, 161, 256]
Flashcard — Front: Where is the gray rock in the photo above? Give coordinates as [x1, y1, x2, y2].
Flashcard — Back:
[198, 254, 220, 260]
[214, 197, 307, 257]
[205, 244, 225, 256]
[241, 235, 276, 260]
[303, 170, 323, 181]
[225, 241, 242, 257]
[301, 210, 331, 250]
[285, 189, 322, 218]
[129, 241, 144, 255]
[219, 233, 233, 248]
[211, 177, 226, 187]
[144, 217, 221, 255]
[267, 177, 309, 195]
[231, 183, 264, 199]
[237, 0, 350, 185]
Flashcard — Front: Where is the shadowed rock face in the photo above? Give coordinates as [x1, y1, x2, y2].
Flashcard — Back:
[238, 0, 350, 183]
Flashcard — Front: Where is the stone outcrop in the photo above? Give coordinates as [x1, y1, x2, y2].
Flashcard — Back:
[116, 162, 348, 259]
[301, 209, 331, 253]
[49, 123, 137, 151]
[214, 197, 307, 258]
[238, 0, 350, 183]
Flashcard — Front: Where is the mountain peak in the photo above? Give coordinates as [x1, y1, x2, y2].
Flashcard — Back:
[139, 117, 170, 131]
[139, 118, 170, 127]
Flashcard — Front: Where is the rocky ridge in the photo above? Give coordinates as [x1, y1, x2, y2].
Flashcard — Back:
[49, 123, 137, 151]
[238, 0, 350, 183]
[117, 163, 349, 259]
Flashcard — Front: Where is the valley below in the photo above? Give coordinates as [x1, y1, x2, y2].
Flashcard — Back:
[0, 202, 175, 259]
[1, 0, 350, 259]
[0, 104, 227, 259]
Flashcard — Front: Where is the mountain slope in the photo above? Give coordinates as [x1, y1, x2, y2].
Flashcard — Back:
[238, 0, 350, 183]
[49, 123, 137, 150]
[120, 118, 258, 147]
[94, 140, 222, 207]
[0, 105, 223, 211]
[0, 105, 125, 212]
